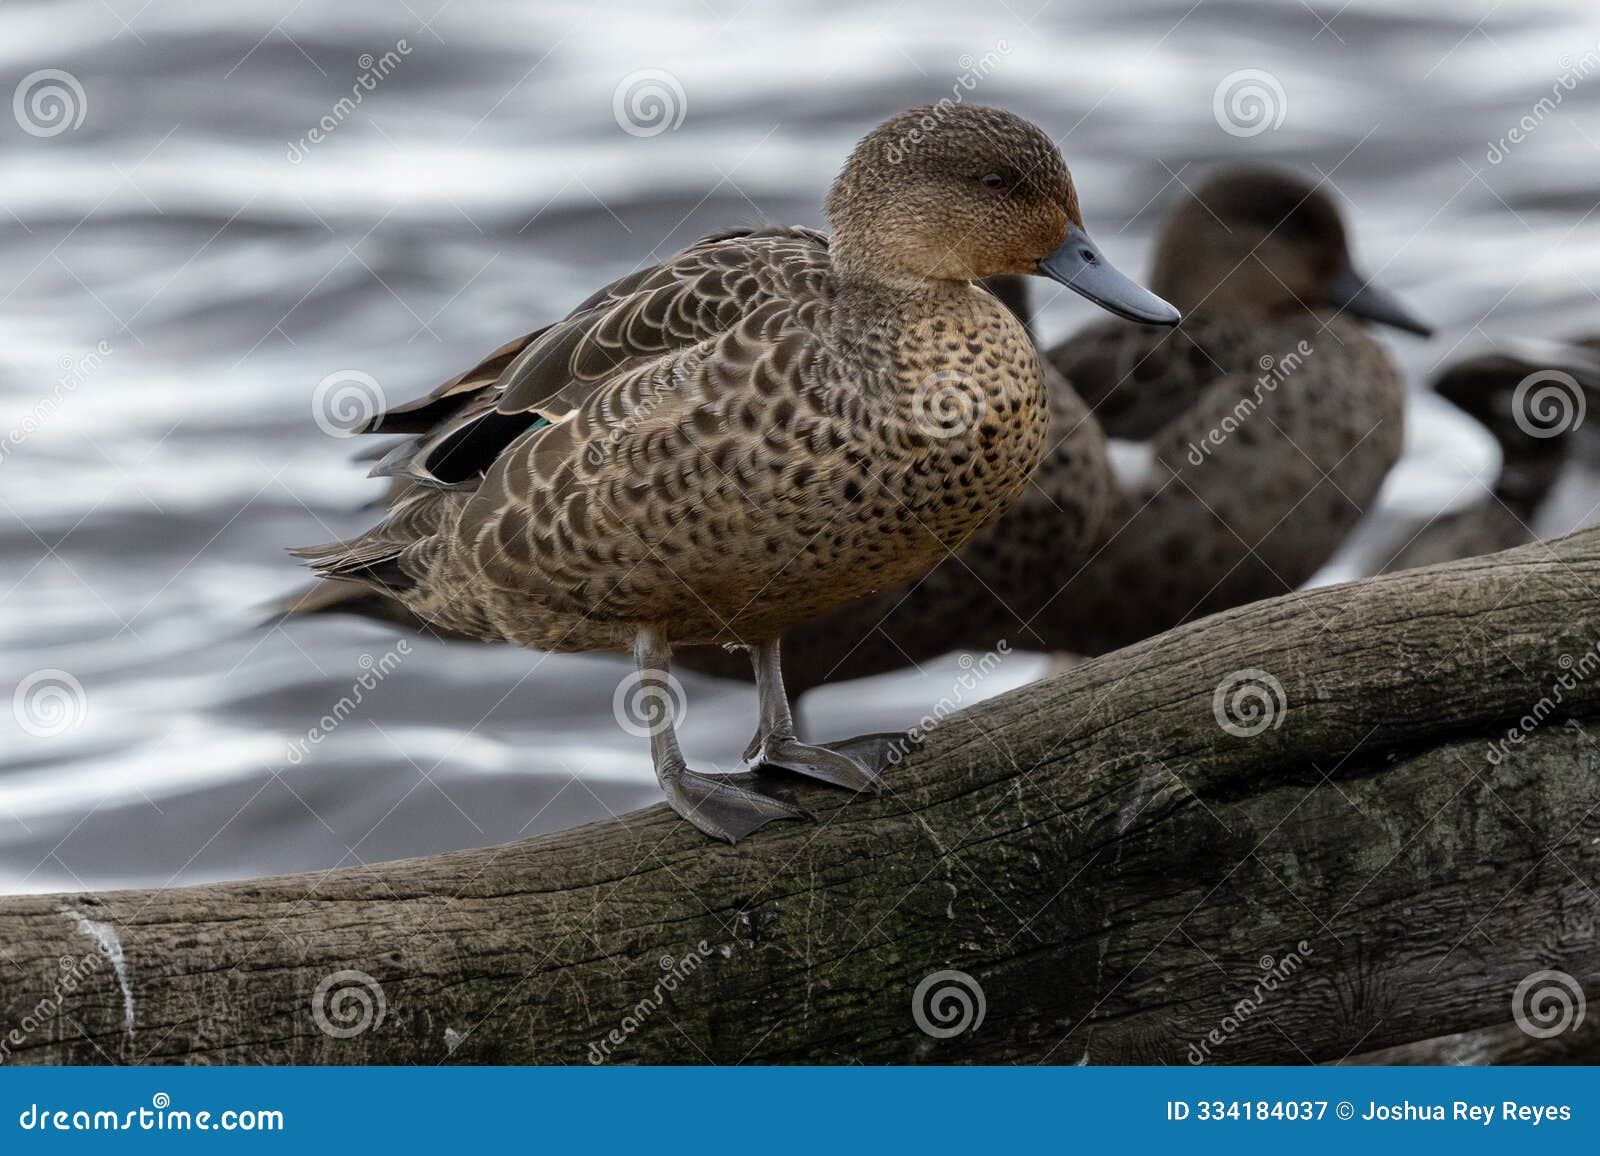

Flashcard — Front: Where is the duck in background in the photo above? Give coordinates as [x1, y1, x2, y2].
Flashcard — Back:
[1038, 167, 1431, 655]
[1382, 338, 1600, 573]
[680, 166, 1432, 702]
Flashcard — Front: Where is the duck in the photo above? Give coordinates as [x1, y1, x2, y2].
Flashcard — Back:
[1382, 338, 1600, 573]
[280, 104, 1179, 843]
[678, 166, 1431, 700]
[1037, 167, 1431, 655]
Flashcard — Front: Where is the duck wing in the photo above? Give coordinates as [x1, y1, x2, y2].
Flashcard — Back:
[296, 226, 834, 608]
[357, 225, 831, 491]
[1048, 319, 1233, 440]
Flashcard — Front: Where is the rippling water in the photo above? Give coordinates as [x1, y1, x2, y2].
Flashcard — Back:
[2, 0, 1598, 892]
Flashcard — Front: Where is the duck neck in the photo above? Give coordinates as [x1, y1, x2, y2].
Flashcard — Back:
[831, 267, 974, 320]
[1493, 439, 1568, 519]
[978, 275, 1034, 339]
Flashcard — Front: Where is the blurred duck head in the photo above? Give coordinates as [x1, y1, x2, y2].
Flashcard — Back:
[825, 104, 1178, 325]
[1149, 167, 1432, 337]
[1432, 337, 1600, 453]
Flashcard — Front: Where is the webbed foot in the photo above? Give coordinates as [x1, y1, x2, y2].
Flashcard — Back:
[662, 766, 812, 844]
[817, 730, 916, 776]
[751, 736, 882, 794]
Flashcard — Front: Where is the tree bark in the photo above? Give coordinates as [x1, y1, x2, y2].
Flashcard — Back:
[1344, 1017, 1600, 1066]
[4, 529, 1600, 1066]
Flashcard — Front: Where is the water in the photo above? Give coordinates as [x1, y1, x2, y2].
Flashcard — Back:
[2, 0, 1597, 893]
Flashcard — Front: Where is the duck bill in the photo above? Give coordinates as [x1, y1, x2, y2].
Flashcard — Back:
[1327, 265, 1433, 337]
[1036, 224, 1180, 326]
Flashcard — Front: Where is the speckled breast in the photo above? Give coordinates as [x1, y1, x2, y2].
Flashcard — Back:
[665, 295, 1048, 647]
[848, 298, 1052, 593]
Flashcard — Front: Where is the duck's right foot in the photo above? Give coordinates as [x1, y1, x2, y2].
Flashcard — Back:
[662, 766, 812, 844]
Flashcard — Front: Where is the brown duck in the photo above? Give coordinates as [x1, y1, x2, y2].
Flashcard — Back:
[679, 166, 1431, 697]
[281, 104, 1178, 843]
[1040, 167, 1430, 654]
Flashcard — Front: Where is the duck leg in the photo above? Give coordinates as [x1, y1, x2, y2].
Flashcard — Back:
[787, 681, 915, 775]
[742, 640, 884, 794]
[634, 627, 810, 844]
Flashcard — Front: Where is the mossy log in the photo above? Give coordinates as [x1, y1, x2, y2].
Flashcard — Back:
[3, 530, 1600, 1065]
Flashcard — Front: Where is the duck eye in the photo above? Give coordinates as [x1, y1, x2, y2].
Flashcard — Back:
[979, 172, 1008, 192]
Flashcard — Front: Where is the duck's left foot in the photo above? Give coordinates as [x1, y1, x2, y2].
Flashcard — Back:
[747, 735, 883, 794]
[739, 642, 910, 795]
[818, 730, 916, 776]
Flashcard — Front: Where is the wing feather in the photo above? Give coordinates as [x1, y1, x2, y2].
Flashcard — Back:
[302, 226, 832, 602]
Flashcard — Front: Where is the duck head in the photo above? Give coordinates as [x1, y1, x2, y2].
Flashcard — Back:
[1430, 340, 1600, 511]
[1433, 339, 1600, 450]
[1149, 168, 1432, 337]
[826, 104, 1179, 325]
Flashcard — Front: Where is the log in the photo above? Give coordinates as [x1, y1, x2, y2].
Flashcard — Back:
[4, 529, 1600, 1065]
[1343, 1016, 1600, 1066]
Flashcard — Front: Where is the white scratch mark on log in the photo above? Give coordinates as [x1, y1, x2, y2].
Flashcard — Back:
[62, 907, 134, 1038]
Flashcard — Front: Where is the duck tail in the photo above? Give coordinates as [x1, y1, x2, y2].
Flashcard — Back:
[260, 576, 464, 639]
[274, 528, 417, 624]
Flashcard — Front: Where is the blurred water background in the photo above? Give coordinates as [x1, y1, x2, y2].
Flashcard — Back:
[2, 0, 1598, 893]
